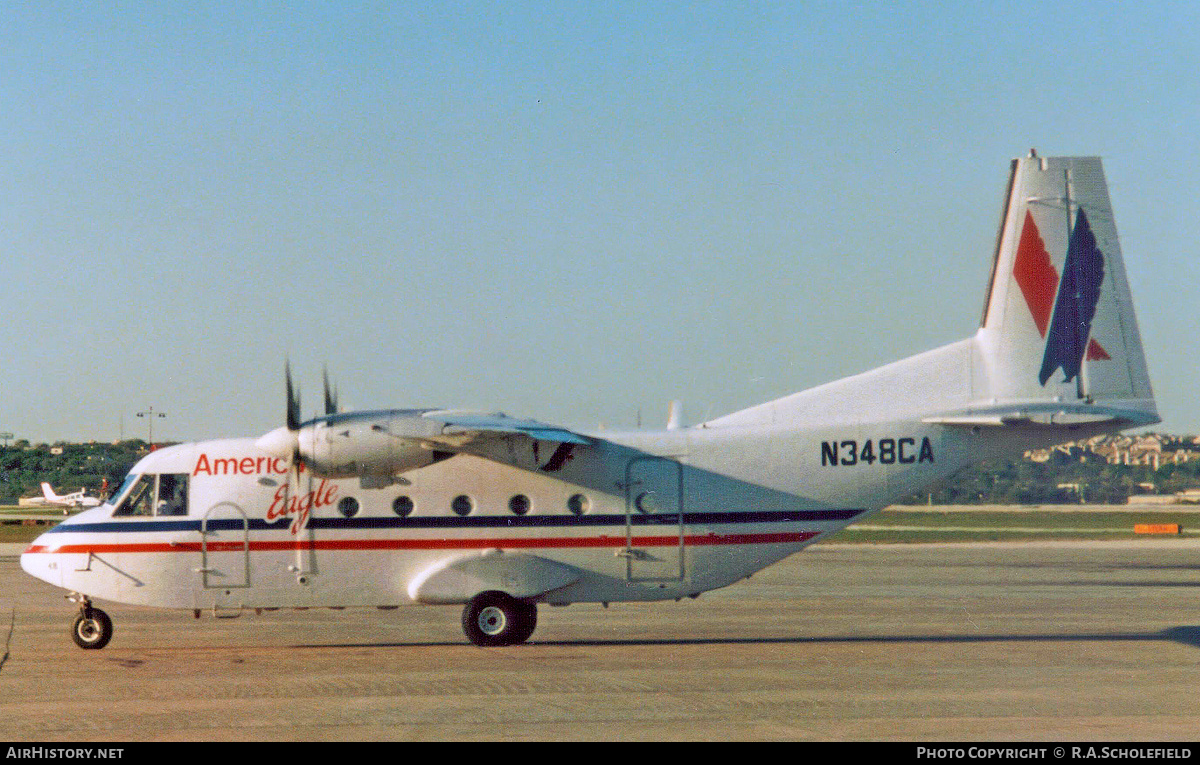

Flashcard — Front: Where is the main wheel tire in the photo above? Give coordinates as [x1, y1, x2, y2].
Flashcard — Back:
[508, 601, 538, 645]
[71, 608, 113, 650]
[462, 592, 537, 647]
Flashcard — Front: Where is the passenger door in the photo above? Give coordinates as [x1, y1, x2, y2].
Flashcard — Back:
[200, 502, 250, 591]
[623, 457, 685, 581]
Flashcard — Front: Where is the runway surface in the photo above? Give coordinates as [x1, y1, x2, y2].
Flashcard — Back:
[3, 541, 1200, 741]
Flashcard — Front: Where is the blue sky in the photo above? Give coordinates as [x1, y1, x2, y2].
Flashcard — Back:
[2, 1, 1198, 443]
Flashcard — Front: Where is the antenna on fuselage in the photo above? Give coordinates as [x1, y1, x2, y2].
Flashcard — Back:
[667, 400, 683, 430]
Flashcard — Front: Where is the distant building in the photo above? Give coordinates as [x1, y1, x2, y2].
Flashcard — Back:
[1027, 433, 1200, 470]
[1126, 488, 1200, 505]
[1129, 495, 1180, 505]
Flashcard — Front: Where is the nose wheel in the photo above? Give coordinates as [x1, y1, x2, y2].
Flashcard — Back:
[461, 591, 537, 647]
[71, 603, 113, 650]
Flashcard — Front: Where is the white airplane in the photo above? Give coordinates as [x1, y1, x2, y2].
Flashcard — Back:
[21, 154, 1158, 650]
[38, 483, 102, 510]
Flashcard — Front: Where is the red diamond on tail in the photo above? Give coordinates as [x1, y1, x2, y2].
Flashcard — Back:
[1012, 210, 1058, 337]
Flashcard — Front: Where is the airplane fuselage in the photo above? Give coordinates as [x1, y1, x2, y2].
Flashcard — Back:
[21, 415, 1092, 615]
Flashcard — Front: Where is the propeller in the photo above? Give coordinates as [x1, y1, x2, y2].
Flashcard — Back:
[256, 361, 312, 539]
[258, 362, 340, 460]
[256, 361, 303, 461]
[259, 362, 319, 548]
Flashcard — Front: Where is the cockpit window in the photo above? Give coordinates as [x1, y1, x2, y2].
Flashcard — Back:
[111, 473, 190, 517]
[108, 473, 141, 504]
[114, 475, 155, 516]
[156, 474, 188, 516]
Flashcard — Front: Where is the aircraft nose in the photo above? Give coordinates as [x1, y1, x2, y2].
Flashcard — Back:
[18, 525, 64, 585]
[22, 528, 50, 554]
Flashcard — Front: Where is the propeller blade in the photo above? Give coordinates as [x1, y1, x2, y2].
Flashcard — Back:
[257, 360, 303, 460]
[286, 361, 301, 431]
[323, 367, 338, 416]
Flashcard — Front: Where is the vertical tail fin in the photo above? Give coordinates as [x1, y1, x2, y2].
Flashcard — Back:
[976, 154, 1157, 423]
[704, 153, 1157, 431]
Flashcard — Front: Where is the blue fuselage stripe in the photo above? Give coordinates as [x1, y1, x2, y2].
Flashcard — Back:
[46, 508, 867, 534]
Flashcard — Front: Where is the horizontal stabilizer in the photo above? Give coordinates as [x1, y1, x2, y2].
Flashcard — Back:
[924, 401, 1160, 428]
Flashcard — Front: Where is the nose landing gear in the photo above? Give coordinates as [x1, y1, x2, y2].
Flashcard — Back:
[69, 596, 113, 650]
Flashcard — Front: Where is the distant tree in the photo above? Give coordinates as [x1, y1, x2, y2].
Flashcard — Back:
[897, 451, 1196, 506]
[0, 441, 154, 504]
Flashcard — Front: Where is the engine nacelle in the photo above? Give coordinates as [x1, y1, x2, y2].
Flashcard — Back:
[296, 409, 448, 478]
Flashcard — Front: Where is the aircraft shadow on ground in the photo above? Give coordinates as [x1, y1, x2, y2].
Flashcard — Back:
[292, 626, 1200, 650]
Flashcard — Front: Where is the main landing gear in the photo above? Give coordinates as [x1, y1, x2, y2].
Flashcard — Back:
[461, 591, 538, 647]
[60, 592, 536, 649]
[69, 596, 113, 650]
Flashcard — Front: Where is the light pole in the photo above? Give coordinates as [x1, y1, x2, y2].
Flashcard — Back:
[136, 407, 166, 447]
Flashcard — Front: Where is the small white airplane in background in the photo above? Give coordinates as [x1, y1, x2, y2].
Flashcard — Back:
[39, 483, 102, 510]
[22, 154, 1159, 650]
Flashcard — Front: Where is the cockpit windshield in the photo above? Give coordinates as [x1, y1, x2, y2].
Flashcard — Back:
[111, 473, 189, 517]
[108, 472, 141, 504]
[156, 474, 188, 515]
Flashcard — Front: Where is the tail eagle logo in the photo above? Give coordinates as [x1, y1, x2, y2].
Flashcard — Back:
[1011, 208, 1110, 386]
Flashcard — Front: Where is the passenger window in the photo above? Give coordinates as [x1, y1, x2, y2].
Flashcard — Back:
[635, 491, 660, 514]
[451, 495, 474, 516]
[156, 474, 189, 516]
[567, 493, 590, 515]
[338, 496, 360, 518]
[393, 496, 414, 517]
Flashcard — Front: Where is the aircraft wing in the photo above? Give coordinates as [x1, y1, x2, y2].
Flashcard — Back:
[259, 408, 594, 479]
[419, 410, 592, 447]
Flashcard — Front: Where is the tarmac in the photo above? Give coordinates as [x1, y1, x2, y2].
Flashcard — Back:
[3, 540, 1200, 741]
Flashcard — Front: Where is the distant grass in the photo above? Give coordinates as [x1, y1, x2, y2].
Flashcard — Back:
[0, 525, 51, 544]
[824, 529, 1150, 544]
[0, 507, 69, 518]
[820, 508, 1192, 543]
[856, 509, 1193, 529]
[0, 506, 67, 544]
